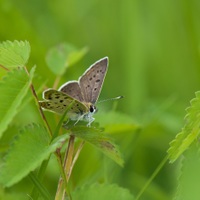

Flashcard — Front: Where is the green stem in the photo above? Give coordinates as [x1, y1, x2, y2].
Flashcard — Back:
[30, 159, 50, 199]
[29, 172, 52, 200]
[53, 75, 61, 89]
[135, 155, 169, 200]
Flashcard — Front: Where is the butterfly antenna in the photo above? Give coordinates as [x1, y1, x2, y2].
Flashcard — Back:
[97, 96, 124, 104]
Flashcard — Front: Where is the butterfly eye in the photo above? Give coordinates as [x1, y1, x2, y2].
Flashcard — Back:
[89, 105, 96, 113]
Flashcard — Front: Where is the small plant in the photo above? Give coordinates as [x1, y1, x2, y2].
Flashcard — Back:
[0, 41, 136, 200]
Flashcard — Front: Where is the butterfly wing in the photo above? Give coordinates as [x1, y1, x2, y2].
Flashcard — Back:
[39, 89, 88, 116]
[79, 57, 108, 104]
[58, 81, 84, 102]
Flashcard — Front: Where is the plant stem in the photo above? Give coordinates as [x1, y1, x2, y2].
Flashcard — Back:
[24, 67, 52, 137]
[53, 75, 61, 89]
[0, 64, 9, 71]
[30, 159, 50, 199]
[55, 148, 71, 200]
[29, 172, 52, 200]
[68, 141, 85, 182]
[135, 155, 168, 200]
[64, 135, 75, 180]
[55, 135, 75, 200]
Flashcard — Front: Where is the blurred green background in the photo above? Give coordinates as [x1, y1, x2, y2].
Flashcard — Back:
[1, 0, 200, 199]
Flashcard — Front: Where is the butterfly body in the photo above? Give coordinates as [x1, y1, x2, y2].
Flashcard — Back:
[39, 57, 108, 126]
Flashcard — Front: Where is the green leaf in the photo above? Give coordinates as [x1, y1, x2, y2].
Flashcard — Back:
[0, 40, 30, 68]
[174, 144, 200, 200]
[167, 91, 200, 163]
[0, 67, 35, 139]
[68, 126, 124, 166]
[95, 111, 139, 133]
[46, 43, 88, 75]
[72, 183, 134, 200]
[0, 123, 69, 187]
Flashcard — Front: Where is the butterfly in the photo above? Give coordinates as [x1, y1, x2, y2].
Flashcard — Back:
[39, 57, 108, 126]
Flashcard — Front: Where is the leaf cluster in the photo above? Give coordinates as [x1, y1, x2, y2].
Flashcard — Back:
[0, 41, 137, 200]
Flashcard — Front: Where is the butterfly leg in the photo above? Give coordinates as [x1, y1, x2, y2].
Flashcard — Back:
[73, 115, 84, 126]
[63, 118, 70, 125]
[87, 117, 95, 127]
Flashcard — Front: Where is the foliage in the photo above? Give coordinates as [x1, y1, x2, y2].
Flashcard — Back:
[0, 40, 30, 69]
[0, 124, 68, 187]
[0, 40, 136, 199]
[167, 91, 200, 163]
[173, 145, 200, 200]
[65, 125, 124, 166]
[0, 66, 35, 139]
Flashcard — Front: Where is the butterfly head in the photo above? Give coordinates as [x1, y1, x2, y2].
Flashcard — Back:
[89, 104, 97, 114]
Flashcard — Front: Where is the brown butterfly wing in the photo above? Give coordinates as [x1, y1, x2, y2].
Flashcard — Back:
[79, 57, 108, 104]
[59, 81, 84, 102]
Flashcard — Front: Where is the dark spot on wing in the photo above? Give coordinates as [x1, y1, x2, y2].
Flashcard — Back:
[64, 97, 68, 99]
[55, 96, 60, 99]
[60, 100, 63, 103]
[96, 79, 100, 82]
[94, 88, 97, 91]
[89, 77, 92, 81]
[77, 107, 83, 115]
[49, 97, 52, 100]
[93, 75, 96, 78]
